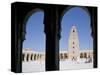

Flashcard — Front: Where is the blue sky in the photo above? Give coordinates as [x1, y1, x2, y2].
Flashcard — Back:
[23, 7, 93, 52]
[23, 12, 45, 52]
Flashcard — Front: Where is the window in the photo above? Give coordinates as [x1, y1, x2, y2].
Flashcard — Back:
[73, 30, 75, 32]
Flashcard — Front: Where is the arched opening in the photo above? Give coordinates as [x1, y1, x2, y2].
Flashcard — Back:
[84, 53, 87, 58]
[26, 54, 29, 61]
[64, 53, 68, 59]
[80, 53, 83, 58]
[60, 53, 63, 60]
[22, 9, 45, 72]
[37, 54, 39, 60]
[34, 54, 37, 60]
[30, 54, 33, 61]
[60, 7, 93, 70]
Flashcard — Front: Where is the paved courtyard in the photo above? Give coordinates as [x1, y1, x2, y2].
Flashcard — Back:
[22, 59, 93, 72]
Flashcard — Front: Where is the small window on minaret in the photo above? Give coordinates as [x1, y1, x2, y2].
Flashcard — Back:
[73, 46, 75, 49]
[73, 42, 74, 44]
[73, 30, 75, 32]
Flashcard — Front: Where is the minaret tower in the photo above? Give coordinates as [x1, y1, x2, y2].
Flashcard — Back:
[68, 26, 80, 61]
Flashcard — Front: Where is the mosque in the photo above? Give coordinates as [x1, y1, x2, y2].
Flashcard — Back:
[22, 26, 93, 63]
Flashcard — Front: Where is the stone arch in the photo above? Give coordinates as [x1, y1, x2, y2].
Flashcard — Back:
[22, 8, 45, 41]
[34, 54, 37, 61]
[36, 54, 39, 60]
[60, 6, 92, 38]
[23, 8, 44, 32]
[64, 53, 68, 59]
[30, 54, 33, 61]
[60, 6, 91, 23]
[60, 6, 92, 60]
[60, 6, 92, 45]
[26, 53, 29, 61]
[84, 52, 87, 58]
[22, 9, 45, 61]
[80, 53, 83, 58]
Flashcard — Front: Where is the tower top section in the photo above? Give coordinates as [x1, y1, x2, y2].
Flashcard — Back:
[68, 25, 79, 44]
[72, 25, 76, 28]
[71, 26, 77, 33]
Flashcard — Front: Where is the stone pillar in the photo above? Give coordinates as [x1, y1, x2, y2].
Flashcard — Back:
[32, 54, 34, 61]
[24, 53, 27, 61]
[92, 8, 97, 68]
[87, 7, 97, 68]
[44, 6, 60, 71]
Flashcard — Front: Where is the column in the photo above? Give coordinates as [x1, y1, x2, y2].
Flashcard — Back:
[44, 6, 60, 71]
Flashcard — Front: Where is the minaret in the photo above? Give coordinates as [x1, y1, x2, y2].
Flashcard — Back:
[68, 26, 80, 61]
